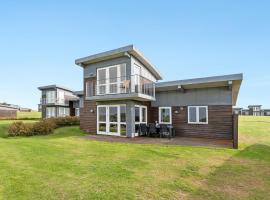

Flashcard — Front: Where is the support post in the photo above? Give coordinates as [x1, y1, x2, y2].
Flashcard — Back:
[232, 114, 239, 149]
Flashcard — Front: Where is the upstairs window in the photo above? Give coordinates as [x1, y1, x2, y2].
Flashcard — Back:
[46, 91, 56, 104]
[96, 64, 126, 95]
[188, 106, 208, 124]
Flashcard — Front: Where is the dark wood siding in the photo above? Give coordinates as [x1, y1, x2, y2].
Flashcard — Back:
[149, 105, 233, 139]
[80, 77, 97, 133]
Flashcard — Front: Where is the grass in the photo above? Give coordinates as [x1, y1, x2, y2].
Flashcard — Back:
[17, 111, 41, 119]
[0, 116, 269, 199]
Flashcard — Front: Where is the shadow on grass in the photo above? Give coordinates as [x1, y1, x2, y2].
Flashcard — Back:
[193, 144, 270, 199]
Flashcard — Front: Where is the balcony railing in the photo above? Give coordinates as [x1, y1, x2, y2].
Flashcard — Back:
[40, 98, 69, 105]
[86, 74, 155, 98]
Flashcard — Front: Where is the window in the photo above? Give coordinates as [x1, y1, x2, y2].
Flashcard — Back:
[159, 107, 172, 124]
[46, 107, 56, 118]
[58, 91, 65, 104]
[97, 105, 126, 136]
[188, 106, 208, 124]
[85, 81, 94, 97]
[75, 108, 80, 116]
[134, 105, 147, 134]
[96, 64, 126, 95]
[58, 107, 70, 117]
[46, 91, 56, 104]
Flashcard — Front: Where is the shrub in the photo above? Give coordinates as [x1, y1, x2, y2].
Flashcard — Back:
[31, 120, 56, 135]
[8, 122, 34, 137]
[46, 116, 80, 127]
[7, 116, 80, 137]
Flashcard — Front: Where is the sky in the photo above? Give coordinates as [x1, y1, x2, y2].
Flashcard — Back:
[0, 0, 270, 109]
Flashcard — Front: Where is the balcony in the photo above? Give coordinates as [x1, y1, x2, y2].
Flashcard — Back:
[40, 96, 79, 105]
[85, 75, 155, 101]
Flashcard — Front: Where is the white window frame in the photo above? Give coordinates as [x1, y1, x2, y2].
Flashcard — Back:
[158, 107, 172, 124]
[46, 107, 56, 118]
[134, 105, 147, 136]
[96, 64, 126, 95]
[97, 104, 126, 136]
[46, 91, 56, 104]
[188, 106, 208, 124]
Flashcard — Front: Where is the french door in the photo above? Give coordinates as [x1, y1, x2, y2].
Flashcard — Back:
[97, 105, 126, 136]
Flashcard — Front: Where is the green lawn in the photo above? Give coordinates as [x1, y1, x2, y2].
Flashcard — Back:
[17, 111, 41, 119]
[0, 116, 269, 199]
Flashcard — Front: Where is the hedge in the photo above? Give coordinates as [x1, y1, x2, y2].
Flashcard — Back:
[8, 116, 80, 137]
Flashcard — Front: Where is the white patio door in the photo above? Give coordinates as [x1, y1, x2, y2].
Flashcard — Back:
[97, 105, 121, 136]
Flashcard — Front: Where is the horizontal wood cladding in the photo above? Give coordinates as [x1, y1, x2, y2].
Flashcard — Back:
[80, 100, 97, 133]
[80, 77, 97, 133]
[149, 105, 233, 139]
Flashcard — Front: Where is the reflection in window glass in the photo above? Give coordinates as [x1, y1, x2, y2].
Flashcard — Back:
[120, 124, 126, 136]
[199, 107, 207, 122]
[98, 107, 106, 122]
[109, 124, 117, 133]
[99, 123, 106, 132]
[189, 107, 197, 123]
[135, 107, 140, 122]
[141, 107, 146, 122]
[160, 108, 171, 123]
[109, 107, 117, 122]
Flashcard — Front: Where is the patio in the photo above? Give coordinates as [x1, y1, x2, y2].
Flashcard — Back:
[83, 135, 233, 148]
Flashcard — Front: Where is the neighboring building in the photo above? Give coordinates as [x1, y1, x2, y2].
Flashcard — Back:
[262, 109, 270, 116]
[234, 105, 270, 116]
[74, 45, 243, 139]
[233, 107, 243, 115]
[0, 104, 18, 118]
[248, 105, 262, 116]
[38, 85, 83, 118]
[241, 109, 250, 115]
[0, 103, 33, 118]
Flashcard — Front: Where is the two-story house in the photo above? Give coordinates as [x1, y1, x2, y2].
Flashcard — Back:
[38, 85, 83, 118]
[248, 105, 262, 116]
[74, 45, 243, 139]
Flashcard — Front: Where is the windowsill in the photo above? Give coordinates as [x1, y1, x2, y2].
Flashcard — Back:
[188, 122, 208, 125]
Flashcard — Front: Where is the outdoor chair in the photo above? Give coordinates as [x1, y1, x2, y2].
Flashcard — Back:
[159, 124, 171, 139]
[148, 123, 159, 137]
[139, 124, 148, 136]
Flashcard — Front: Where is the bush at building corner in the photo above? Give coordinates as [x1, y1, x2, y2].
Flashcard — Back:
[8, 116, 79, 137]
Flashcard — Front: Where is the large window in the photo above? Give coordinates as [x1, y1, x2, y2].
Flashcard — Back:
[57, 91, 65, 104]
[97, 105, 126, 136]
[159, 107, 172, 124]
[96, 64, 126, 95]
[188, 106, 208, 124]
[46, 107, 56, 118]
[134, 105, 147, 134]
[58, 107, 70, 117]
[46, 91, 56, 104]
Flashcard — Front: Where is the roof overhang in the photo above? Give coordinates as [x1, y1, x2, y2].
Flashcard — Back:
[75, 45, 163, 80]
[156, 73, 243, 106]
[38, 85, 74, 92]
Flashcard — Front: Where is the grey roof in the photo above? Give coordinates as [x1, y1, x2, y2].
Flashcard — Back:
[75, 45, 163, 80]
[156, 73, 243, 106]
[74, 90, 84, 96]
[248, 105, 262, 108]
[156, 73, 243, 88]
[38, 85, 74, 92]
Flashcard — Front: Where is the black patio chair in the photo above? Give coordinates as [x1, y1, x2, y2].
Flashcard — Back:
[148, 123, 159, 137]
[160, 124, 171, 139]
[139, 124, 148, 136]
